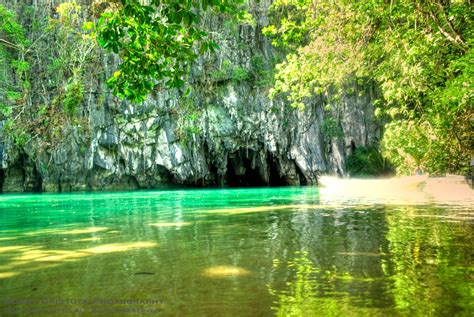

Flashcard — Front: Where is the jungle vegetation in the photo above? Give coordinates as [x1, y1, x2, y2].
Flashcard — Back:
[0, 0, 472, 176]
[263, 0, 473, 175]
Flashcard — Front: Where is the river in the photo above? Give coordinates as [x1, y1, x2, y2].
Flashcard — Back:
[0, 187, 472, 316]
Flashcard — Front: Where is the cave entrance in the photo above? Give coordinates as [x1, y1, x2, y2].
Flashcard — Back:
[224, 149, 292, 187]
[30, 165, 43, 193]
[226, 151, 266, 187]
[18, 152, 42, 193]
[267, 154, 289, 186]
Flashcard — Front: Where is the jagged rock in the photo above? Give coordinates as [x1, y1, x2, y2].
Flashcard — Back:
[98, 126, 119, 150]
[0, 0, 380, 192]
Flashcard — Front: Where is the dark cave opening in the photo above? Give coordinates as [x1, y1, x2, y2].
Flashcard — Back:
[203, 142, 220, 187]
[126, 175, 140, 189]
[267, 154, 289, 186]
[156, 164, 174, 184]
[57, 174, 62, 193]
[0, 143, 3, 192]
[224, 149, 294, 187]
[208, 161, 219, 187]
[31, 165, 43, 193]
[17, 152, 43, 192]
[225, 152, 266, 187]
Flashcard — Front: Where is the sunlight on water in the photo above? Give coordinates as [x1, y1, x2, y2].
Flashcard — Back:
[0, 237, 17, 241]
[201, 266, 251, 278]
[0, 241, 158, 281]
[319, 176, 474, 208]
[76, 237, 103, 242]
[0, 272, 20, 279]
[201, 204, 339, 214]
[84, 242, 158, 254]
[149, 222, 192, 228]
[0, 246, 30, 253]
[0, 186, 472, 316]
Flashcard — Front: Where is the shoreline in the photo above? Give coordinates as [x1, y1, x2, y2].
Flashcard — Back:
[319, 175, 474, 208]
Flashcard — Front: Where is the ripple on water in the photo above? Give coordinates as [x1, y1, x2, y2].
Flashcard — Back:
[0, 186, 472, 316]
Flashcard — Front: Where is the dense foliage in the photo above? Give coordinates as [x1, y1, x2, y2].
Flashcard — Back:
[97, 0, 246, 102]
[1, 1, 471, 177]
[265, 0, 473, 175]
[345, 146, 393, 177]
[0, 2, 98, 157]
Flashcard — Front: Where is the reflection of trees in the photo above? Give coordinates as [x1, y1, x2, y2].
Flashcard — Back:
[268, 251, 389, 316]
[268, 252, 319, 316]
[265, 206, 394, 316]
[385, 206, 473, 316]
[267, 205, 473, 316]
[265, 207, 393, 304]
[1, 190, 472, 315]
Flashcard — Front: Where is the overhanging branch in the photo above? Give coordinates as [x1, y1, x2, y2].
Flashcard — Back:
[0, 38, 18, 50]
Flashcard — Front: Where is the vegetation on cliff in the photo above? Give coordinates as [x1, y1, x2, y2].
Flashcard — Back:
[0, 2, 98, 162]
[94, 0, 474, 176]
[264, 0, 473, 175]
[0, 0, 472, 183]
[96, 0, 248, 102]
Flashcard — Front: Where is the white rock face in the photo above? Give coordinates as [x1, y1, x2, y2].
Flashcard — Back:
[0, 0, 380, 192]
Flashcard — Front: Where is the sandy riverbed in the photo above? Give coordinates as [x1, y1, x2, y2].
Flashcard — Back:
[318, 175, 474, 208]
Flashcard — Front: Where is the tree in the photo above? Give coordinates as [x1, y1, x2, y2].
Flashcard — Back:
[96, 0, 245, 103]
[265, 0, 473, 175]
[0, 2, 99, 155]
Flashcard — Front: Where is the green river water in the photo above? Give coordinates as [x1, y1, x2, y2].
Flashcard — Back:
[0, 187, 472, 316]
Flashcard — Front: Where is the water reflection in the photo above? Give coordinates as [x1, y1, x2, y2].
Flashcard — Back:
[267, 206, 472, 316]
[385, 207, 473, 315]
[0, 188, 472, 316]
[268, 252, 391, 316]
[150, 222, 192, 228]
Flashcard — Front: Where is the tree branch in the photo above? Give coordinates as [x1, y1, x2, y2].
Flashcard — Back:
[0, 38, 18, 49]
[425, 4, 468, 52]
[436, 1, 467, 47]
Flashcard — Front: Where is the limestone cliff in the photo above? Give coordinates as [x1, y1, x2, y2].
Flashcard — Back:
[0, 0, 381, 192]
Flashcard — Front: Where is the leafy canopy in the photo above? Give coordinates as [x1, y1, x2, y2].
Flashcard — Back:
[265, 0, 473, 175]
[97, 0, 245, 103]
